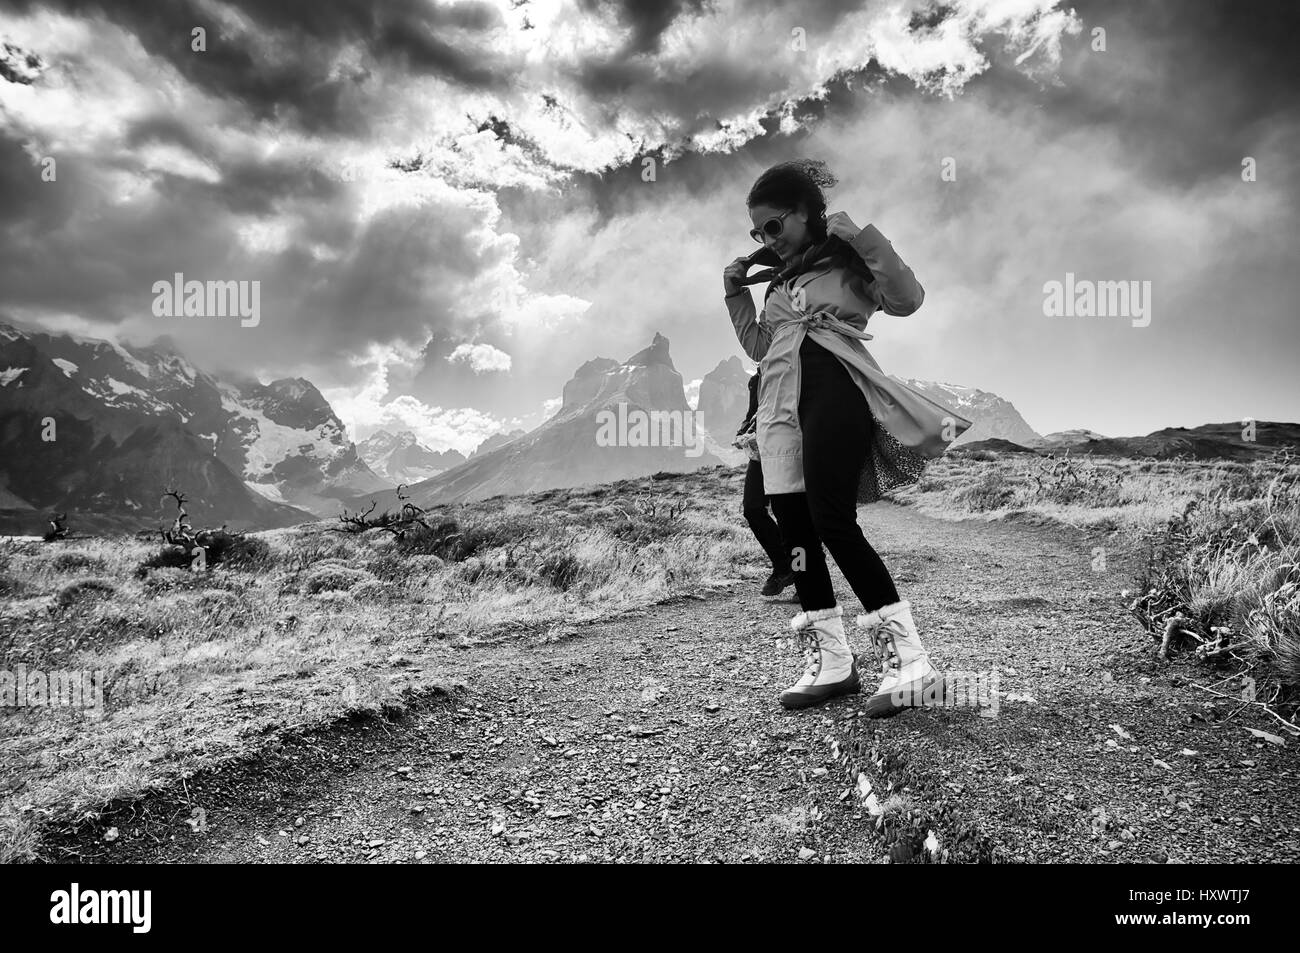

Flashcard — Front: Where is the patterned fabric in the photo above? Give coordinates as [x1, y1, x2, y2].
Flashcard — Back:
[859, 410, 930, 504]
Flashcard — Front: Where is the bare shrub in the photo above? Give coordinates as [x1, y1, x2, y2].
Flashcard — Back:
[303, 565, 374, 594]
[952, 471, 1014, 512]
[54, 577, 116, 608]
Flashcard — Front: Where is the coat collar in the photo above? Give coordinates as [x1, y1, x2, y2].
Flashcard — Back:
[758, 235, 860, 303]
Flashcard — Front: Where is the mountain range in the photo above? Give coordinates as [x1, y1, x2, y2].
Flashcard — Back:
[697, 355, 752, 442]
[0, 320, 384, 533]
[5, 318, 1290, 534]
[355, 430, 467, 486]
[893, 378, 1044, 447]
[351, 333, 724, 510]
[1057, 422, 1300, 460]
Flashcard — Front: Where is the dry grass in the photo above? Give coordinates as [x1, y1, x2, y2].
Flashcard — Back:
[7, 449, 1298, 860]
[898, 452, 1296, 531]
[900, 447, 1300, 705]
[0, 467, 756, 861]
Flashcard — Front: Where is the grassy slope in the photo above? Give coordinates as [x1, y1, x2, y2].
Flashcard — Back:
[0, 467, 754, 861]
[894, 449, 1300, 696]
[4, 449, 1299, 861]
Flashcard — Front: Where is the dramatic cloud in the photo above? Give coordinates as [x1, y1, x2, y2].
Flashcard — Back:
[2, 0, 1294, 448]
[448, 342, 513, 374]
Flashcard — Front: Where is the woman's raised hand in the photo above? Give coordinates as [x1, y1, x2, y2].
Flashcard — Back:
[825, 211, 862, 243]
[723, 255, 751, 295]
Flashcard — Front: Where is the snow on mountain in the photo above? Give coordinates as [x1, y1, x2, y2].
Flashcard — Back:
[893, 377, 1043, 448]
[357, 429, 467, 485]
[0, 319, 385, 527]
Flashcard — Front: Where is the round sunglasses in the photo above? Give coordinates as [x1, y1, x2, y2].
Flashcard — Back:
[750, 209, 794, 243]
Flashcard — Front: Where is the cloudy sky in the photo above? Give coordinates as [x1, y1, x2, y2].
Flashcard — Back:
[1, 0, 1296, 451]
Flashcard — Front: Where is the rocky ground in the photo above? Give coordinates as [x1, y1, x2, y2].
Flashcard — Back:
[37, 503, 1300, 863]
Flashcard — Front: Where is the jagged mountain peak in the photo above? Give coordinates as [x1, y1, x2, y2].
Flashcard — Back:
[356, 428, 466, 485]
[625, 332, 674, 369]
[573, 357, 619, 379]
[358, 429, 426, 451]
[366, 336, 717, 507]
[708, 355, 750, 380]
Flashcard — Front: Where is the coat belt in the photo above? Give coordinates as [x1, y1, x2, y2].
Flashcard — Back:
[784, 309, 874, 342]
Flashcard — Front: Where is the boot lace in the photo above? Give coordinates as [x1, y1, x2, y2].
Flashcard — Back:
[798, 626, 822, 679]
[860, 617, 901, 675]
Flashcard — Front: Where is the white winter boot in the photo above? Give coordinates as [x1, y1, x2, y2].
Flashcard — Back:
[780, 605, 860, 710]
[856, 600, 943, 718]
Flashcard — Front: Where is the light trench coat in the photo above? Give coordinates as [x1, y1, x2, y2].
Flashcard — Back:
[724, 223, 973, 502]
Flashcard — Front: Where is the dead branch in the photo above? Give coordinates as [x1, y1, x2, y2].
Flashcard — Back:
[338, 499, 379, 532]
[156, 488, 243, 560]
[42, 512, 69, 542]
[1190, 681, 1300, 736]
[336, 488, 433, 539]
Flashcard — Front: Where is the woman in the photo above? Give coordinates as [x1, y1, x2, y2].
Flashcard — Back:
[721, 159, 972, 716]
[734, 369, 796, 598]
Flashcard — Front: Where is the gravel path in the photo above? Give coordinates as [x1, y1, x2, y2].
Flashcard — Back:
[41, 503, 1300, 863]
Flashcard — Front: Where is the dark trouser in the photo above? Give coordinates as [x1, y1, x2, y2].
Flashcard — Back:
[742, 458, 790, 573]
[768, 337, 902, 614]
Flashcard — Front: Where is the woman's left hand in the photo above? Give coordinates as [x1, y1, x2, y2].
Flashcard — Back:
[825, 210, 862, 243]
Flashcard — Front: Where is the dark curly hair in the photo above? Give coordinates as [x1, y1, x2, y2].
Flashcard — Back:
[746, 159, 839, 244]
[746, 158, 874, 298]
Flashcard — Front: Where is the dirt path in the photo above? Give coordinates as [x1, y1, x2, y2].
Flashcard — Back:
[40, 503, 1300, 863]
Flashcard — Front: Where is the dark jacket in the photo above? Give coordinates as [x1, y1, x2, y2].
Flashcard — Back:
[737, 370, 760, 436]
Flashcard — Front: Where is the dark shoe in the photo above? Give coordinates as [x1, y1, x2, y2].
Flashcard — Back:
[761, 569, 796, 597]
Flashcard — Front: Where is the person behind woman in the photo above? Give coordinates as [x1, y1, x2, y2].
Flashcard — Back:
[734, 369, 796, 598]
[721, 159, 972, 716]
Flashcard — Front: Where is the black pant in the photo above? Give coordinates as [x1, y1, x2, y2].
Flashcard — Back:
[768, 337, 901, 613]
[742, 458, 789, 573]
